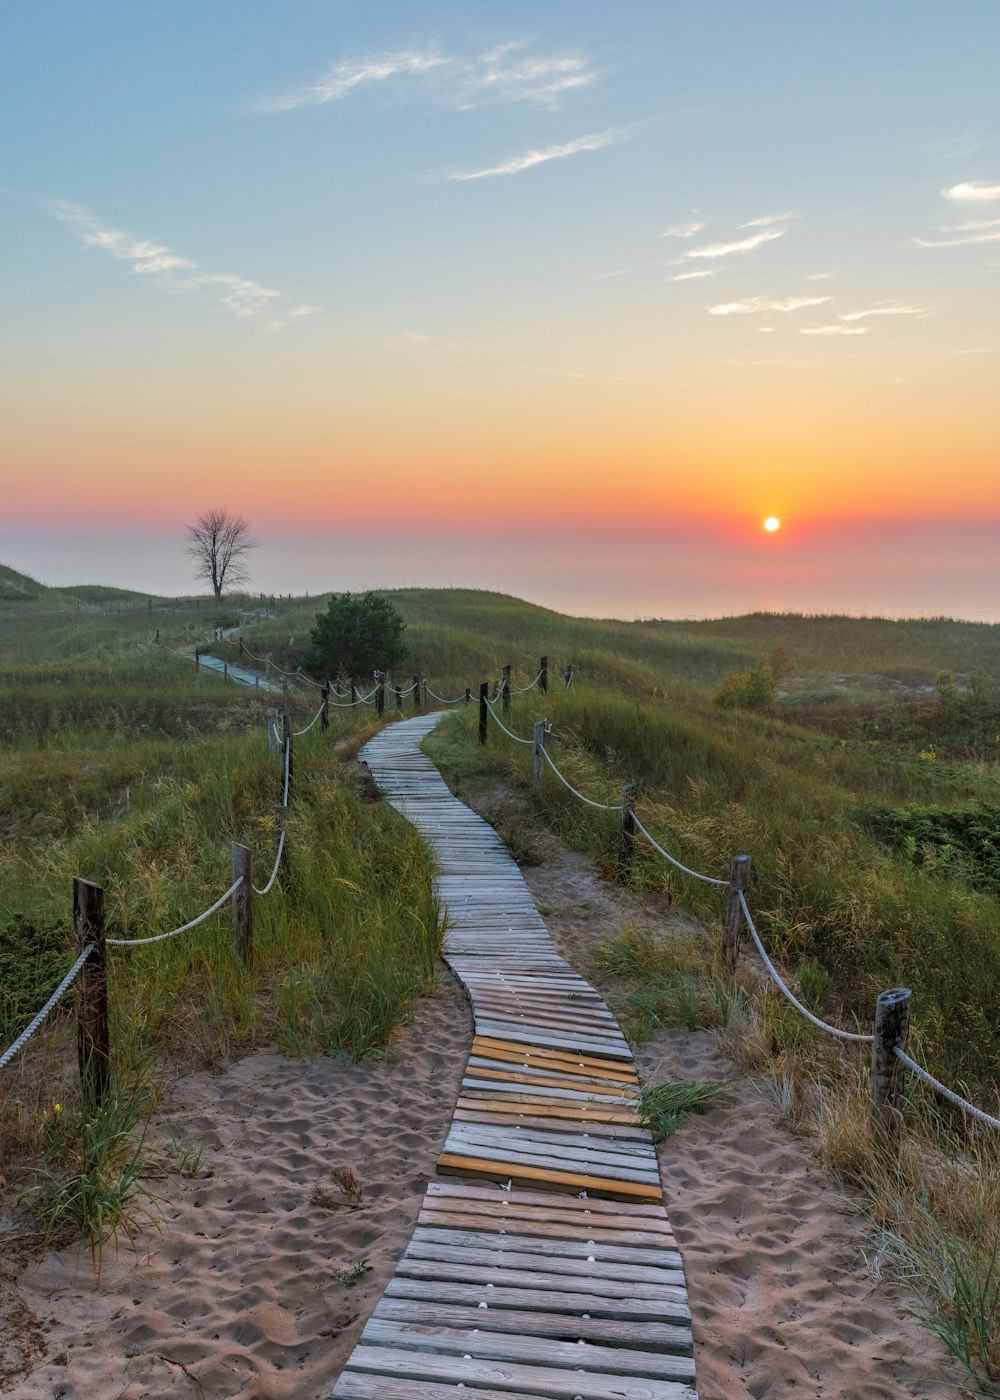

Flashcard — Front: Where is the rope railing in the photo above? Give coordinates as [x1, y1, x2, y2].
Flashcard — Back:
[632, 814, 729, 887]
[0, 945, 95, 1073]
[253, 830, 286, 896]
[509, 669, 544, 695]
[737, 891, 874, 1044]
[893, 1049, 1000, 1132]
[483, 695, 534, 745]
[539, 743, 624, 810]
[425, 685, 468, 705]
[294, 700, 326, 736]
[105, 877, 244, 948]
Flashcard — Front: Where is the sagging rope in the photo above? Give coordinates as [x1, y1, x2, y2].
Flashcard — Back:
[737, 891, 874, 1043]
[483, 696, 534, 745]
[540, 744, 623, 810]
[632, 814, 729, 886]
[0, 945, 95, 1073]
[106, 877, 244, 947]
[894, 1049, 1000, 1132]
[294, 700, 326, 736]
[509, 669, 544, 695]
[253, 830, 286, 896]
[425, 685, 467, 705]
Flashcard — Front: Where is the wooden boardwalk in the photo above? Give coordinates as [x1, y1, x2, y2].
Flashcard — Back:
[332, 714, 698, 1400]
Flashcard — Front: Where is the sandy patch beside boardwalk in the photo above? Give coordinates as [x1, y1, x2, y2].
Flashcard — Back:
[10, 828, 974, 1400]
[523, 846, 974, 1400]
[11, 973, 471, 1400]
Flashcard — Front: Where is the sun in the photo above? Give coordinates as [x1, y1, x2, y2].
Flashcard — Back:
[763, 516, 781, 533]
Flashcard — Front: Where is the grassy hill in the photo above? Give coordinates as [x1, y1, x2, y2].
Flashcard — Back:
[2, 570, 998, 1388]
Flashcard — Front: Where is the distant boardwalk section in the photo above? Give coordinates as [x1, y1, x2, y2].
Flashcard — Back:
[332, 713, 698, 1399]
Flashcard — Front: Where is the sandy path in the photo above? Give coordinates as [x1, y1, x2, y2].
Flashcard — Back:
[11, 973, 471, 1400]
[10, 797, 974, 1399]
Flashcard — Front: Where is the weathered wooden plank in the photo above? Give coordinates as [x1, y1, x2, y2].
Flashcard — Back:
[411, 1227, 681, 1268]
[423, 1180, 671, 1216]
[444, 1121, 656, 1165]
[337, 1345, 697, 1399]
[333, 1367, 697, 1400]
[461, 1067, 639, 1098]
[385, 1275, 691, 1323]
[416, 1208, 676, 1248]
[472, 1037, 640, 1076]
[406, 1233, 686, 1283]
[453, 1107, 651, 1141]
[436, 1154, 662, 1201]
[359, 1318, 697, 1382]
[371, 1298, 693, 1356]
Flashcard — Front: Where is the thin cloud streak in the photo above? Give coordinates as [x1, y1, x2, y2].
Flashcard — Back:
[913, 230, 1000, 248]
[801, 324, 867, 336]
[739, 211, 797, 228]
[669, 269, 716, 281]
[440, 127, 623, 182]
[661, 220, 704, 238]
[708, 294, 830, 316]
[684, 227, 785, 260]
[49, 199, 301, 321]
[840, 304, 928, 321]
[254, 40, 597, 113]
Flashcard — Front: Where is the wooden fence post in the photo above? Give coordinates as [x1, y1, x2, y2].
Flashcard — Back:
[194, 649, 200, 669]
[350, 682, 358, 706]
[479, 682, 489, 745]
[223, 661, 228, 683]
[231, 842, 253, 964]
[395, 685, 402, 711]
[413, 675, 421, 711]
[621, 783, 637, 867]
[376, 674, 385, 716]
[870, 987, 912, 1147]
[533, 720, 546, 785]
[540, 656, 548, 695]
[465, 686, 471, 705]
[321, 683, 330, 731]
[74, 878, 110, 1107]
[267, 707, 279, 754]
[502, 664, 511, 716]
[564, 664, 574, 688]
[724, 855, 752, 968]
[282, 677, 288, 703]
[283, 713, 293, 800]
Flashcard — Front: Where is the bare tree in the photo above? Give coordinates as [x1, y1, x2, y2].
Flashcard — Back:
[185, 509, 259, 598]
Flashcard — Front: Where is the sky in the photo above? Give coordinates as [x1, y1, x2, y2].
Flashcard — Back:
[2, 2, 999, 620]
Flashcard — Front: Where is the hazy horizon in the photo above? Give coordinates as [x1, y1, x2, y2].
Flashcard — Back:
[3, 516, 999, 625]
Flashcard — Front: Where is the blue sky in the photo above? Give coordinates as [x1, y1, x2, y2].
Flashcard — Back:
[2, 3, 999, 617]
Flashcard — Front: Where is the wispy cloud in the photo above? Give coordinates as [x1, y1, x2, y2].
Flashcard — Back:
[805, 271, 834, 281]
[49, 200, 307, 323]
[839, 303, 928, 322]
[661, 220, 704, 238]
[439, 127, 623, 182]
[800, 324, 867, 336]
[254, 39, 597, 113]
[943, 180, 1000, 203]
[708, 294, 830, 316]
[913, 229, 1000, 249]
[683, 227, 785, 260]
[739, 211, 797, 228]
[669, 268, 717, 281]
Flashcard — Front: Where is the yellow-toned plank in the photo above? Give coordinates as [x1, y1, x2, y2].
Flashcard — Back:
[436, 1152, 663, 1202]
